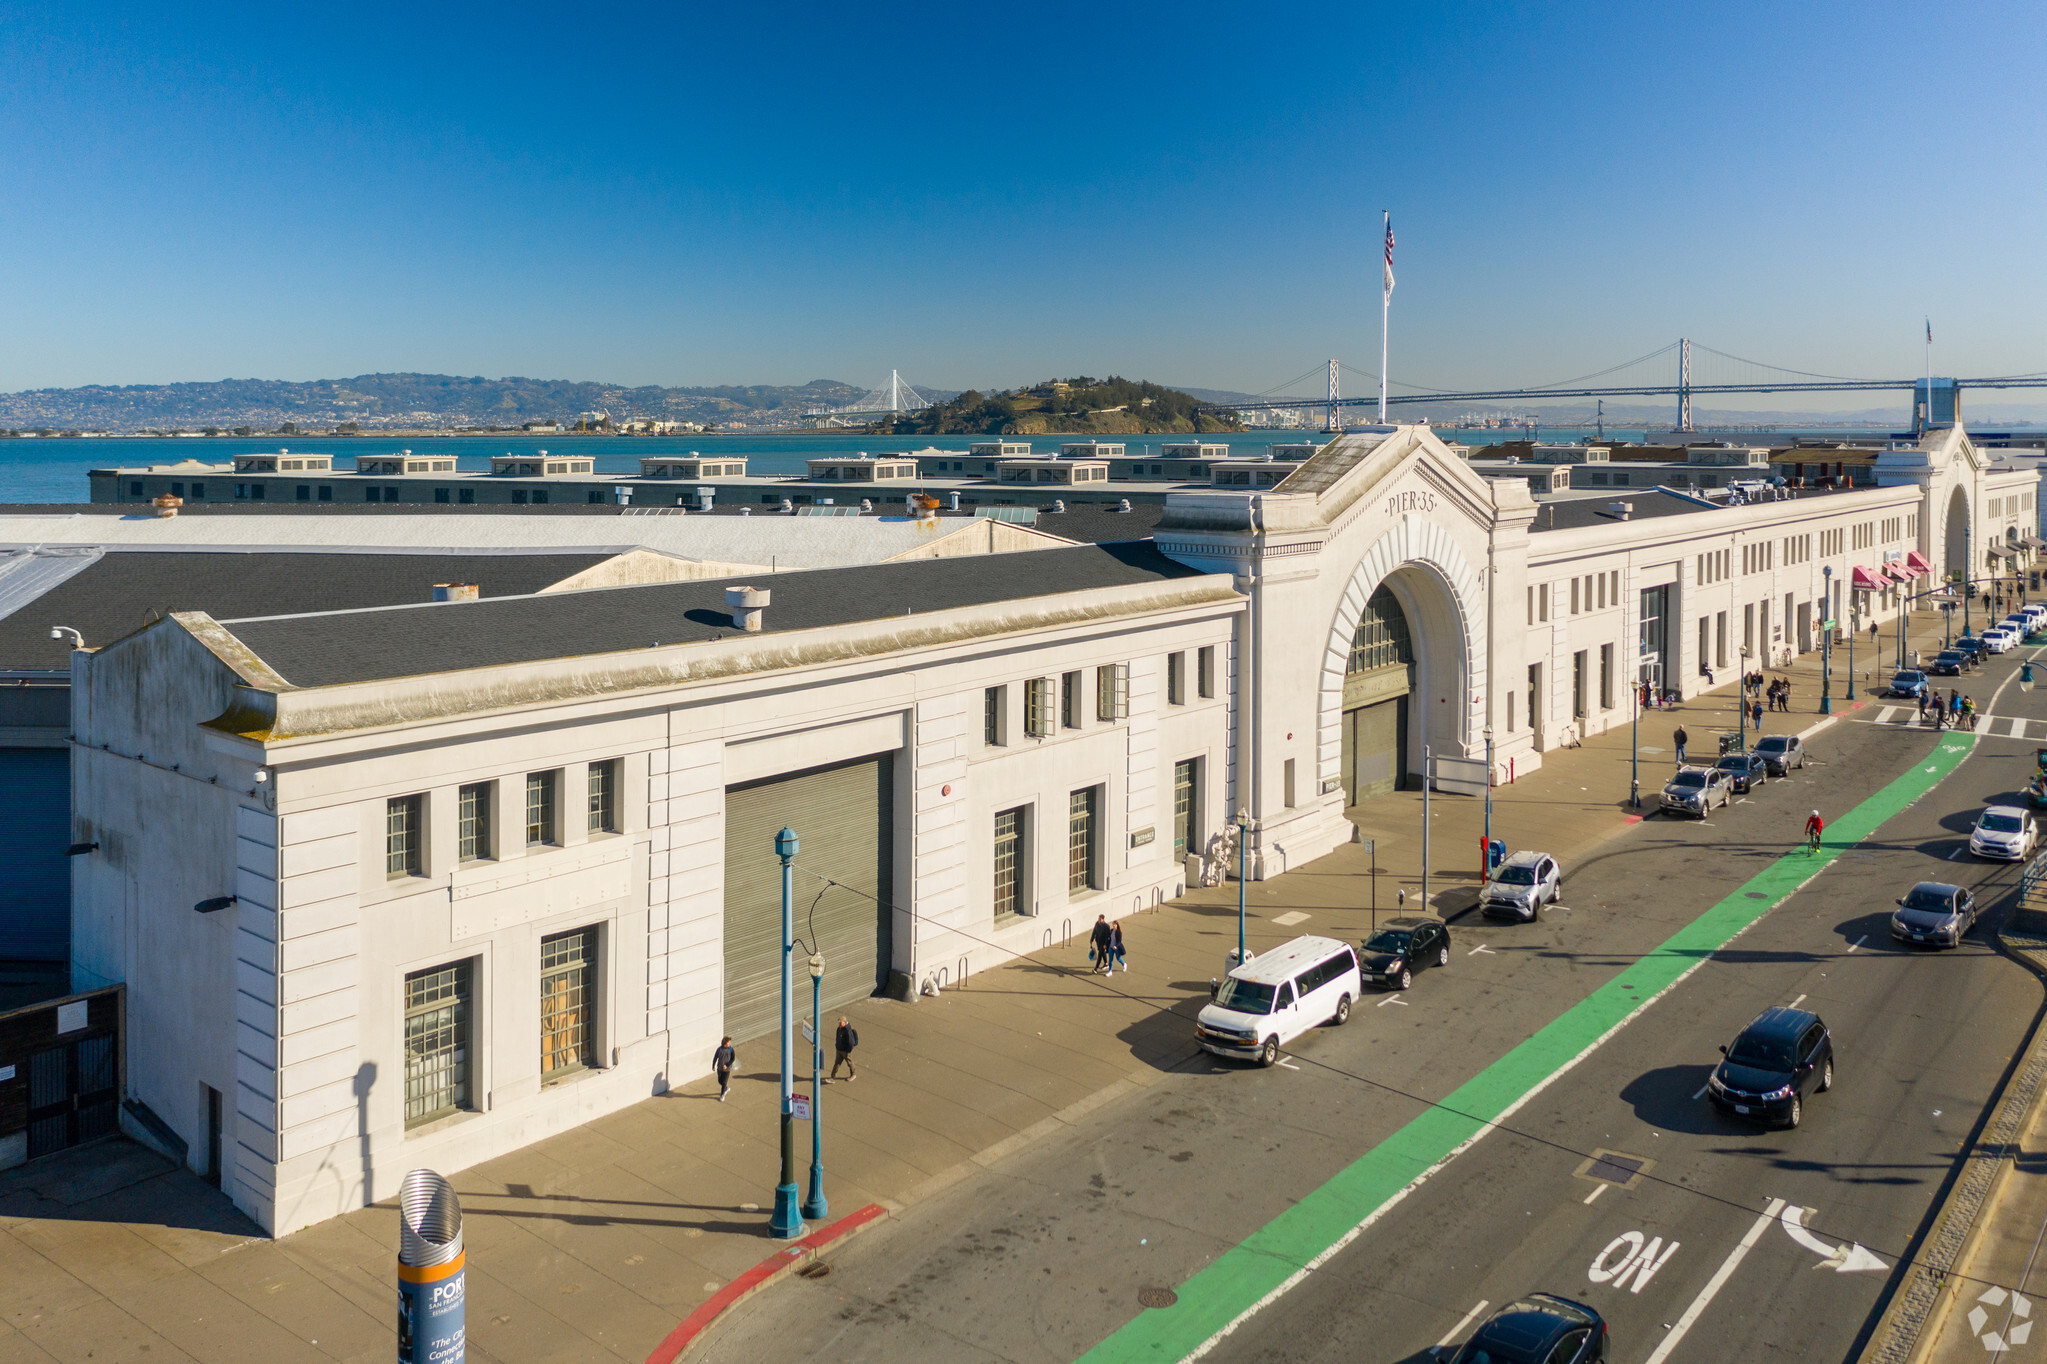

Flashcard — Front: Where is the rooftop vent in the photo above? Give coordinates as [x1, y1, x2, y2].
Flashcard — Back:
[1118, 499, 1132, 513]
[434, 582, 480, 602]
[779, 498, 794, 514]
[725, 586, 770, 632]
[152, 495, 182, 519]
[948, 492, 961, 511]
[1053, 499, 1066, 513]
[1607, 501, 1633, 520]
[694, 486, 715, 512]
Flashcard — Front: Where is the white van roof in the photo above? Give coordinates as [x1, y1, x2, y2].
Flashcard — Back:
[1228, 935, 1351, 985]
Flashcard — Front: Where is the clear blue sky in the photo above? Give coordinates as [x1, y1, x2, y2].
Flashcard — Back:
[3, 1, 2043, 405]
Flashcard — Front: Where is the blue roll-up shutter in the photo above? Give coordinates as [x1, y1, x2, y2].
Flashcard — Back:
[0, 749, 70, 962]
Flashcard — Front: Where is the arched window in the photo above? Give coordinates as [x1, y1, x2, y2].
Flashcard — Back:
[1348, 585, 1414, 675]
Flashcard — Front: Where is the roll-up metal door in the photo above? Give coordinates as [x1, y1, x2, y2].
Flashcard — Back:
[0, 749, 71, 962]
[723, 755, 893, 1046]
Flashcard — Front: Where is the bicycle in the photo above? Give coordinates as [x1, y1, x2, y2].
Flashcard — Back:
[1806, 829, 1822, 855]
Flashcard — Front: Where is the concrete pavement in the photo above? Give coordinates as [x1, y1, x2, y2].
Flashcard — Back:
[0, 602, 1985, 1364]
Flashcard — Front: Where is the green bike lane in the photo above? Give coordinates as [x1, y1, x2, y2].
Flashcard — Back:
[1078, 731, 1981, 1363]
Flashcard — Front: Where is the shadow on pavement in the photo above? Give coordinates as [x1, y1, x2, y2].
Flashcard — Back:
[0, 1138, 262, 1237]
[1618, 1064, 1721, 1134]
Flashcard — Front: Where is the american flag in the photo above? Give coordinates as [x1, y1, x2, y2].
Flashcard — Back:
[1383, 216, 1396, 294]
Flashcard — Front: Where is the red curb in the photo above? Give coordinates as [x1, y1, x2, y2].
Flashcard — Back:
[644, 1203, 890, 1364]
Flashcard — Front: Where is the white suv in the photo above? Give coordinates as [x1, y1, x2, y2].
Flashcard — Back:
[1983, 627, 2017, 654]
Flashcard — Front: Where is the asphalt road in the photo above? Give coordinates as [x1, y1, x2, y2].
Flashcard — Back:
[696, 651, 2047, 1364]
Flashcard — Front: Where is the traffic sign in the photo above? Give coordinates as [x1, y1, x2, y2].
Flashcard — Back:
[791, 1093, 812, 1121]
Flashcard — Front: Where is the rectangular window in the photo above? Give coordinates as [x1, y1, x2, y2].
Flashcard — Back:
[587, 759, 618, 834]
[1507, 691, 1516, 732]
[457, 782, 492, 862]
[1097, 664, 1128, 721]
[984, 685, 1006, 745]
[993, 806, 1025, 920]
[251, 483, 265, 500]
[1172, 759, 1199, 858]
[1198, 645, 1216, 699]
[1571, 578, 1581, 615]
[1025, 678, 1056, 737]
[403, 960, 472, 1126]
[317, 485, 332, 501]
[540, 927, 597, 1078]
[1166, 652, 1186, 705]
[1716, 611, 1728, 667]
[1061, 671, 1084, 729]
[1067, 787, 1098, 893]
[435, 487, 451, 503]
[295, 484, 310, 501]
[386, 794, 424, 878]
[1539, 584, 1550, 622]
[1572, 650, 1587, 718]
[1283, 758, 1297, 808]
[525, 770, 558, 846]
[1600, 643, 1614, 709]
[458, 488, 474, 504]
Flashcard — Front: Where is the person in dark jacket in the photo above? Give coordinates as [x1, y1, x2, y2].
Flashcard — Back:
[1672, 724, 1688, 765]
[827, 1016, 858, 1082]
[713, 1036, 736, 1101]
[1089, 914, 1114, 975]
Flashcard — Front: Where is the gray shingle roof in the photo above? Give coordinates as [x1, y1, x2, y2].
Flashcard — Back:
[221, 541, 1201, 689]
[0, 551, 613, 670]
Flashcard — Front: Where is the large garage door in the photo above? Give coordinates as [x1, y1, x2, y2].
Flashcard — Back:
[723, 755, 893, 1046]
[0, 749, 70, 962]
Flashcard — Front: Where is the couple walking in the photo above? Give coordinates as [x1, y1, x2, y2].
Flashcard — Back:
[710, 1016, 862, 1100]
[1088, 915, 1129, 975]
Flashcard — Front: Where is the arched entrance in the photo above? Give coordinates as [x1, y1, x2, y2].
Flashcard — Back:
[1326, 554, 1475, 808]
[1946, 485, 1971, 582]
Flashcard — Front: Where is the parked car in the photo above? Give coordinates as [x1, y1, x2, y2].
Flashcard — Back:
[1887, 670, 1930, 700]
[1446, 1294, 1608, 1364]
[1957, 636, 1987, 665]
[1482, 850, 1562, 922]
[1661, 766, 1732, 816]
[1715, 752, 1770, 794]
[1971, 805, 2036, 861]
[1753, 733, 1807, 776]
[1198, 935, 1361, 1066]
[1930, 650, 1967, 677]
[1358, 916, 1451, 991]
[1707, 1006, 1834, 1129]
[1891, 881, 1978, 948]
[1982, 628, 2017, 654]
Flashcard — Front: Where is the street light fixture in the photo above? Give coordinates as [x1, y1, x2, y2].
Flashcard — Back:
[1482, 726, 1495, 886]
[770, 827, 803, 1240]
[1233, 808, 1250, 970]
[802, 952, 827, 1223]
[1820, 565, 1834, 715]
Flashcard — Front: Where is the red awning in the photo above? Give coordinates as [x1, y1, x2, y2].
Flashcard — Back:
[1851, 565, 1886, 591]
[1885, 562, 1915, 584]
[1905, 551, 1934, 575]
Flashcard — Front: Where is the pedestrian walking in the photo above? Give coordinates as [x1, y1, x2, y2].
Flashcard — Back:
[827, 1016, 858, 1082]
[1089, 914, 1113, 974]
[1752, 699, 1765, 731]
[1672, 724, 1688, 765]
[713, 1036, 736, 1101]
[1782, 678, 1793, 711]
[1111, 921, 1128, 973]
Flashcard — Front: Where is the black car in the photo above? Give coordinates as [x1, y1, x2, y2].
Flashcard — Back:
[1359, 916, 1451, 991]
[1447, 1293, 1607, 1364]
[1957, 637, 1987, 665]
[1707, 1006, 1834, 1128]
[1930, 650, 1966, 677]
[1714, 752, 1769, 793]
[1751, 734, 1806, 776]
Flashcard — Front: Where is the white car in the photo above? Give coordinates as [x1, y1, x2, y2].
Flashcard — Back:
[1971, 805, 2036, 861]
[1982, 628, 2016, 654]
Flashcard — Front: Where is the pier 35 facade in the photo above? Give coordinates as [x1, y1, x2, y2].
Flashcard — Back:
[67, 422, 2038, 1234]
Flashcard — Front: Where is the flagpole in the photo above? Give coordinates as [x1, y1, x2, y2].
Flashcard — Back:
[1379, 210, 1390, 423]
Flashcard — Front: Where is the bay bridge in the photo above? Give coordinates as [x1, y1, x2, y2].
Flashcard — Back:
[803, 370, 933, 427]
[1206, 340, 2047, 432]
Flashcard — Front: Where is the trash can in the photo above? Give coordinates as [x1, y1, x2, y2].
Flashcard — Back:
[1719, 732, 1743, 756]
[1486, 838, 1506, 870]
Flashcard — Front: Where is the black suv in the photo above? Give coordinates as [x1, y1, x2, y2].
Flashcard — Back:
[1707, 1006, 1834, 1128]
[1359, 916, 1451, 991]
[1714, 752, 1769, 793]
[1930, 650, 1966, 677]
[1447, 1293, 1607, 1364]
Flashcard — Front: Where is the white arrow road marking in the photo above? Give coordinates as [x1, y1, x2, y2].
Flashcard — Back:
[1468, 944, 1495, 957]
[1779, 1204, 1889, 1273]
[1436, 1301, 1489, 1350]
[1644, 1198, 1785, 1364]
[1377, 996, 1408, 1007]
[1276, 1058, 1301, 1070]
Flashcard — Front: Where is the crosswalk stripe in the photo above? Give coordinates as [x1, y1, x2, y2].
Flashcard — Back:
[1876, 706, 1899, 724]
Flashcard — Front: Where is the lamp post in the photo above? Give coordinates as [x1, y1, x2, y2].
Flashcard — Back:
[1482, 726, 1495, 882]
[1846, 593, 1857, 699]
[1964, 521, 1973, 639]
[770, 828, 803, 1240]
[1234, 807, 1249, 969]
[802, 953, 827, 1223]
[1821, 568, 1837, 708]
[1738, 645, 1750, 750]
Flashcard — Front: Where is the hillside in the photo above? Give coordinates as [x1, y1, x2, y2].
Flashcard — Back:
[0, 374, 894, 433]
[875, 376, 1240, 436]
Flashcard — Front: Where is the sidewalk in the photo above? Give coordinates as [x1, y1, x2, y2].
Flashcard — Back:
[0, 605, 1974, 1364]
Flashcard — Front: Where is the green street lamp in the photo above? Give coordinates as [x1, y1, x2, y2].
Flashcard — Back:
[770, 828, 803, 1240]
[802, 953, 827, 1223]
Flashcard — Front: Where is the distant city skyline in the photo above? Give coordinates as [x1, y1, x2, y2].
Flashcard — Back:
[4, 2, 2044, 410]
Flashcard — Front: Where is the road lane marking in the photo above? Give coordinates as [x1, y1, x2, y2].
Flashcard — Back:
[1788, 994, 1806, 1009]
[1276, 1058, 1301, 1070]
[1377, 996, 1408, 1008]
[1077, 736, 1977, 1364]
[1587, 1230, 1681, 1293]
[1435, 1301, 1489, 1350]
[1583, 1184, 1607, 1205]
[1690, 1083, 1709, 1101]
[1876, 707, 1899, 724]
[1272, 911, 1310, 927]
[1643, 1199, 1786, 1364]
[1849, 936, 1866, 952]
[1468, 944, 1495, 957]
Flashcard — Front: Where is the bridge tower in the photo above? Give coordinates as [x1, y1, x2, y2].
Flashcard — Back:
[1677, 338, 1693, 431]
[1326, 359, 1340, 433]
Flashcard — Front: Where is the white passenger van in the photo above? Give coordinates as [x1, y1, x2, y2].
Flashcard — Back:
[1196, 935, 1361, 1066]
